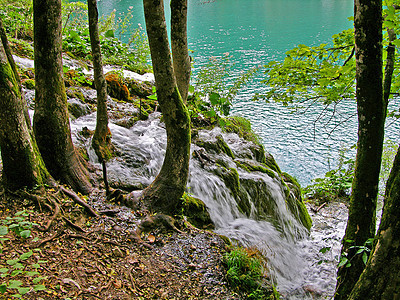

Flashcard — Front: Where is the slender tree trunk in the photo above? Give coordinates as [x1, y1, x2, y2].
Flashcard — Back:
[335, 1, 384, 299]
[171, 0, 191, 103]
[141, 0, 191, 214]
[348, 147, 400, 299]
[0, 26, 49, 190]
[383, 27, 396, 106]
[87, 0, 111, 194]
[33, 0, 91, 194]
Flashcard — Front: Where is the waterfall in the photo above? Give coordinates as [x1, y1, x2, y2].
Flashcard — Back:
[71, 110, 325, 298]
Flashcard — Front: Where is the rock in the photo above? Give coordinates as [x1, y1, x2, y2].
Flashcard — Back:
[126, 78, 153, 98]
[68, 98, 91, 118]
[181, 194, 214, 229]
[105, 72, 130, 101]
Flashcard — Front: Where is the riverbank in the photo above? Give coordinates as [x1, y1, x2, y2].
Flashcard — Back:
[0, 187, 243, 299]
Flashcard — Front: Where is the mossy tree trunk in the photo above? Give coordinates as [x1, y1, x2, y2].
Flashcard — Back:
[33, 0, 91, 194]
[171, 0, 191, 103]
[0, 22, 49, 190]
[347, 147, 400, 299]
[335, 0, 385, 298]
[87, 0, 111, 193]
[141, 0, 191, 214]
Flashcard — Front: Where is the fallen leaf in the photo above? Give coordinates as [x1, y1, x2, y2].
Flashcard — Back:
[148, 234, 156, 243]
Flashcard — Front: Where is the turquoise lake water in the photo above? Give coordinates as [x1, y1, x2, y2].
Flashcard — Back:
[97, 0, 400, 186]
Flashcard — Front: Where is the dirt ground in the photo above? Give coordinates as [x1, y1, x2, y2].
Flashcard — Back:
[0, 186, 243, 300]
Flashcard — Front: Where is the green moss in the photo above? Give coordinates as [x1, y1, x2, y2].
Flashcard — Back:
[218, 234, 232, 246]
[22, 78, 35, 90]
[195, 134, 235, 159]
[235, 160, 276, 179]
[214, 166, 252, 216]
[265, 153, 281, 174]
[180, 193, 214, 229]
[282, 172, 301, 191]
[297, 199, 312, 230]
[221, 116, 260, 144]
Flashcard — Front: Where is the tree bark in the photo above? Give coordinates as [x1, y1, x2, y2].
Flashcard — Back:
[87, 0, 111, 193]
[0, 26, 49, 190]
[141, 0, 191, 214]
[335, 1, 384, 299]
[33, 0, 91, 194]
[171, 0, 191, 103]
[348, 147, 400, 299]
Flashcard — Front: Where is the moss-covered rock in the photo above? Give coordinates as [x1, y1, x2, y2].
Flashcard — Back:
[221, 116, 260, 144]
[105, 72, 130, 101]
[282, 172, 312, 230]
[195, 134, 235, 159]
[180, 193, 214, 229]
[126, 78, 153, 98]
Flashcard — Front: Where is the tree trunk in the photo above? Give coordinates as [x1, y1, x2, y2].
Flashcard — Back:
[87, 0, 111, 193]
[33, 0, 91, 194]
[335, 1, 384, 299]
[141, 0, 191, 214]
[348, 147, 400, 299]
[0, 26, 49, 190]
[171, 0, 191, 103]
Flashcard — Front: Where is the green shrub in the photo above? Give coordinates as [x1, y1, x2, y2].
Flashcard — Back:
[224, 247, 279, 299]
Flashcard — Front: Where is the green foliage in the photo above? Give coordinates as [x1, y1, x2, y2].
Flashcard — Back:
[259, 3, 400, 125]
[304, 147, 354, 204]
[259, 28, 355, 107]
[189, 53, 258, 121]
[0, 210, 47, 298]
[0, 0, 33, 40]
[61, 2, 151, 74]
[338, 238, 374, 269]
[224, 247, 279, 299]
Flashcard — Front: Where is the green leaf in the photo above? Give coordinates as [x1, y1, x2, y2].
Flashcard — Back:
[25, 271, 39, 277]
[209, 92, 220, 106]
[362, 252, 368, 265]
[33, 284, 46, 291]
[19, 250, 33, 261]
[319, 246, 331, 254]
[32, 276, 46, 284]
[8, 280, 23, 288]
[338, 257, 349, 268]
[104, 29, 114, 38]
[19, 230, 31, 239]
[188, 85, 195, 94]
[10, 270, 23, 277]
[17, 287, 30, 295]
[0, 268, 8, 274]
[0, 226, 8, 236]
[13, 263, 24, 270]
[7, 259, 19, 266]
[0, 283, 6, 293]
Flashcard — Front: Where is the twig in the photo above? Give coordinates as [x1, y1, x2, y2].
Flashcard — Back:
[60, 186, 98, 217]
[63, 217, 87, 233]
[35, 229, 64, 248]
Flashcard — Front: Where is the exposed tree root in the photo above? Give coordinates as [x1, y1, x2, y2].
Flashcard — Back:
[59, 185, 98, 217]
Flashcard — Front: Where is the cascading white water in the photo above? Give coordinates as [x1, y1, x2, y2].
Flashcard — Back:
[69, 108, 346, 299]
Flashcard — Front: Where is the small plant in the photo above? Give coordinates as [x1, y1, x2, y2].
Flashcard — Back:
[0, 210, 47, 298]
[224, 247, 279, 299]
[338, 238, 374, 268]
[304, 146, 354, 204]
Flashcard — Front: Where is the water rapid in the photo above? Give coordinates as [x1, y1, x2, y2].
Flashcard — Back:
[69, 106, 345, 299]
